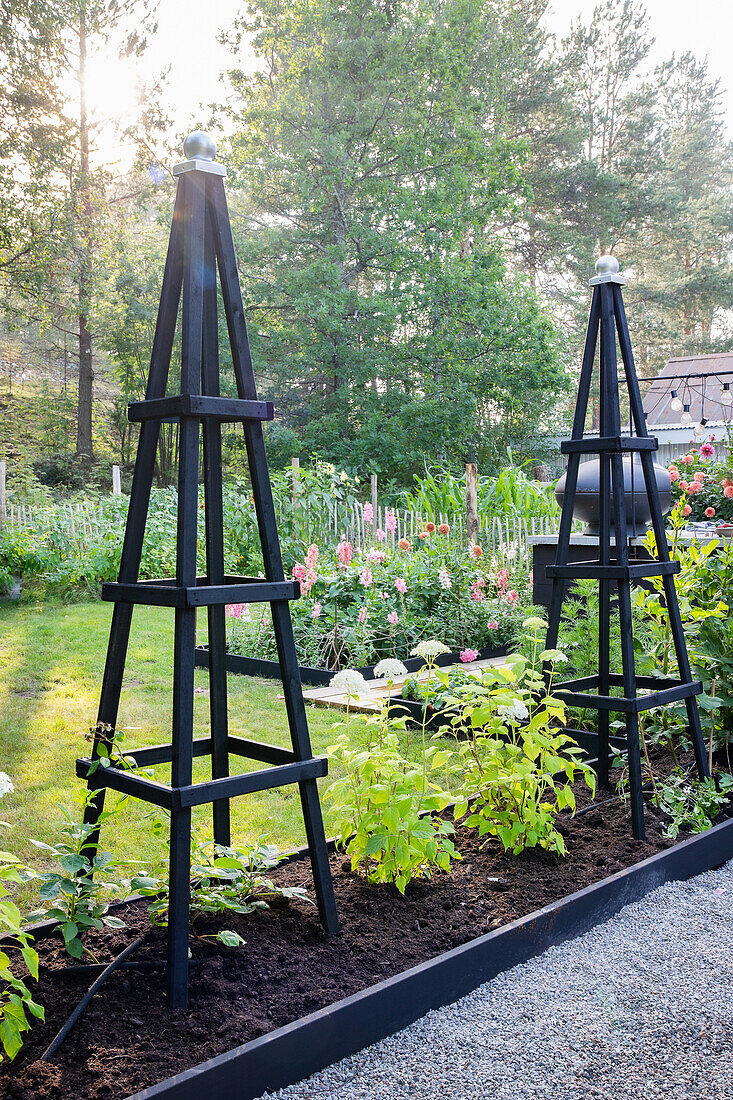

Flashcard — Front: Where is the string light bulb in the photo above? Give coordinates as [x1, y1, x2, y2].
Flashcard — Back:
[697, 415, 709, 433]
[681, 403, 692, 424]
[670, 388, 684, 412]
[721, 382, 732, 406]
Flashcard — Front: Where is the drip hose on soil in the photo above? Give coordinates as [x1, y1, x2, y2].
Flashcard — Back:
[40, 936, 144, 1061]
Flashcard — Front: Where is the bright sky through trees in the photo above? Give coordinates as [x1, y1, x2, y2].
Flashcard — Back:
[89, 0, 732, 170]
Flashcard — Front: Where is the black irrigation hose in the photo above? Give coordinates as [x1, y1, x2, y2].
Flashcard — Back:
[40, 936, 144, 1061]
[41, 957, 202, 978]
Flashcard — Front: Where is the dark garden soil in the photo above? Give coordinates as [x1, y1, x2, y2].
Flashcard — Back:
[3, 750, 732, 1100]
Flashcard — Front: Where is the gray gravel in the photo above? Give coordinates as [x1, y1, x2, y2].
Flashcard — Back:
[260, 860, 733, 1100]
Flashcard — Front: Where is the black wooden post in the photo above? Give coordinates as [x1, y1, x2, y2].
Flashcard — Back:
[79, 132, 338, 1010]
[544, 255, 709, 841]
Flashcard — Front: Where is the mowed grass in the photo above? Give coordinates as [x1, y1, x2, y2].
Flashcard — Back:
[0, 597, 375, 890]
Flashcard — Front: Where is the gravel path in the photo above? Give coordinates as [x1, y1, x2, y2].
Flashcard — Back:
[261, 861, 733, 1100]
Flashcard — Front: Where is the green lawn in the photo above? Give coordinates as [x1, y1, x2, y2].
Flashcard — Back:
[0, 597, 375, 884]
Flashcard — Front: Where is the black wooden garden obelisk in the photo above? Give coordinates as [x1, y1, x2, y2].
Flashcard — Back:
[544, 254, 709, 841]
[78, 132, 338, 1009]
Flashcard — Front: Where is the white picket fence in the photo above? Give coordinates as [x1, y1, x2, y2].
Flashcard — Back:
[2, 501, 104, 536]
[336, 504, 563, 553]
[3, 497, 567, 572]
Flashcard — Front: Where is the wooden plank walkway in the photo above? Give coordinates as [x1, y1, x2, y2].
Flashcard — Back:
[302, 654, 509, 714]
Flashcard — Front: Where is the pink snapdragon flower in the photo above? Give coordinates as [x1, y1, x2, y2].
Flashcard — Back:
[387, 611, 399, 626]
[488, 620, 499, 630]
[460, 648, 479, 663]
[385, 508, 397, 533]
[504, 589, 519, 607]
[496, 568, 509, 591]
[292, 563, 306, 583]
[337, 540, 353, 567]
[367, 548, 386, 564]
[438, 569, 452, 589]
[375, 527, 386, 542]
[306, 544, 319, 568]
[312, 602, 322, 618]
[359, 567, 373, 586]
[226, 603, 248, 619]
[358, 607, 368, 624]
[363, 502, 374, 524]
[395, 577, 407, 594]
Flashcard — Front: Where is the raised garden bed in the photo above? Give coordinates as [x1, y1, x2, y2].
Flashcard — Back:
[193, 644, 508, 686]
[6, 751, 732, 1100]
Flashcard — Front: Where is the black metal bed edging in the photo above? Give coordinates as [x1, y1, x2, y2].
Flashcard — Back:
[126, 814, 733, 1100]
[193, 645, 509, 687]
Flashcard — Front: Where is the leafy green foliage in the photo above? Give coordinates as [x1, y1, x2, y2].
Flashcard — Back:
[28, 806, 131, 961]
[326, 726, 459, 894]
[132, 835, 310, 926]
[653, 771, 733, 839]
[0, 826, 44, 1061]
[402, 459, 558, 519]
[445, 623, 595, 855]
[218, 0, 567, 479]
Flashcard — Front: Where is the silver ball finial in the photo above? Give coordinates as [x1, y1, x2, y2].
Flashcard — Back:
[183, 131, 216, 162]
[595, 253, 620, 276]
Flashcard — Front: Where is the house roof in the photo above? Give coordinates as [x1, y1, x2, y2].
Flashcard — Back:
[642, 352, 733, 431]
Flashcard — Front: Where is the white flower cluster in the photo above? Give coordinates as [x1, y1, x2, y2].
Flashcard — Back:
[497, 699, 529, 721]
[410, 640, 450, 661]
[373, 659, 408, 682]
[329, 669, 369, 697]
[522, 616, 548, 631]
[0, 772, 14, 798]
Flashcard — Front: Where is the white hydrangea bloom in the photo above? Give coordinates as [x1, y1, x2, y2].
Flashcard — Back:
[373, 659, 408, 682]
[522, 616, 548, 631]
[329, 669, 369, 697]
[497, 700, 529, 721]
[0, 772, 14, 798]
[410, 640, 450, 660]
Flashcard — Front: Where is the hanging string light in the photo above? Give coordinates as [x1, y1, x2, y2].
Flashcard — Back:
[670, 388, 684, 412]
[722, 382, 733, 406]
[697, 379, 708, 434]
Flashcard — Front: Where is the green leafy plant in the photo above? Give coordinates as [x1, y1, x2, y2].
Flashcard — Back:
[0, 773, 44, 1062]
[652, 770, 733, 839]
[447, 619, 596, 855]
[327, 728, 458, 893]
[29, 803, 130, 960]
[326, 642, 460, 893]
[132, 834, 310, 929]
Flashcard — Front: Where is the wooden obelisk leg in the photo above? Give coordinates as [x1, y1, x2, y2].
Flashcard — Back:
[210, 177, 338, 934]
[545, 291, 601, 656]
[601, 282, 644, 837]
[597, 316, 612, 790]
[202, 191, 230, 846]
[83, 188, 185, 857]
[168, 171, 205, 1009]
[613, 287, 709, 782]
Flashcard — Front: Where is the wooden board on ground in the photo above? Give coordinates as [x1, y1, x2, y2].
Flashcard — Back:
[302, 654, 508, 714]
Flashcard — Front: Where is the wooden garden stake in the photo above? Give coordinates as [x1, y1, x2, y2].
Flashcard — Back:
[465, 461, 478, 545]
[79, 132, 338, 1012]
[543, 254, 709, 842]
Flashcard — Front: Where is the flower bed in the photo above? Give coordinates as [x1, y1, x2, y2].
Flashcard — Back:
[217, 521, 531, 673]
[668, 440, 733, 526]
[6, 750, 732, 1100]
